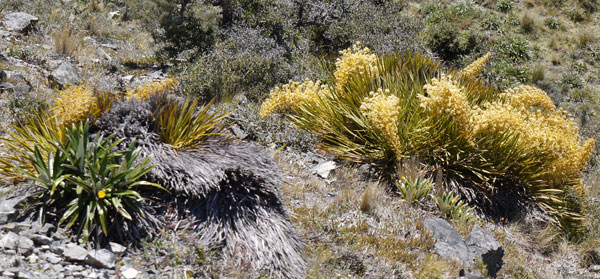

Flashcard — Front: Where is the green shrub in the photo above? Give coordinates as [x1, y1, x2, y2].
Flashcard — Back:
[495, 34, 530, 62]
[424, 22, 483, 61]
[496, 0, 514, 13]
[176, 26, 294, 102]
[14, 123, 164, 243]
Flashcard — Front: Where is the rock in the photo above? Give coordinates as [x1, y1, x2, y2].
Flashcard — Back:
[230, 124, 247, 140]
[108, 11, 120, 19]
[312, 161, 336, 179]
[108, 242, 126, 255]
[0, 197, 26, 225]
[3, 270, 17, 278]
[1, 12, 39, 34]
[96, 47, 112, 62]
[26, 254, 39, 264]
[85, 249, 116, 269]
[121, 267, 138, 279]
[32, 223, 55, 236]
[423, 218, 472, 265]
[43, 252, 62, 264]
[30, 234, 52, 245]
[590, 265, 600, 272]
[0, 231, 33, 252]
[459, 268, 485, 279]
[48, 62, 82, 89]
[465, 225, 504, 277]
[17, 269, 42, 279]
[0, 30, 11, 37]
[63, 244, 88, 262]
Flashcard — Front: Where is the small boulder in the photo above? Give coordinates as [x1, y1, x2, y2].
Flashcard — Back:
[1, 12, 39, 34]
[312, 161, 336, 179]
[48, 62, 82, 89]
[465, 225, 504, 277]
[85, 249, 116, 269]
[121, 267, 138, 279]
[423, 218, 472, 265]
[0, 197, 26, 225]
[63, 244, 88, 262]
[108, 242, 127, 255]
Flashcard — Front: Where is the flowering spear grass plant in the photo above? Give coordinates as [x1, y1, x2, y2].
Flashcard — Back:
[260, 43, 595, 238]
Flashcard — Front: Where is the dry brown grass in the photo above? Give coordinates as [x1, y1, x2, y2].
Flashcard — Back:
[53, 25, 80, 57]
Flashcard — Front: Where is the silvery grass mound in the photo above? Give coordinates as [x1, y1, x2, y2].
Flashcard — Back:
[90, 97, 305, 278]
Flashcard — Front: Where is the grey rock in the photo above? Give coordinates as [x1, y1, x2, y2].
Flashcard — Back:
[100, 43, 118, 51]
[0, 231, 33, 252]
[230, 124, 247, 140]
[121, 267, 138, 279]
[48, 62, 82, 89]
[0, 30, 10, 37]
[4, 223, 32, 233]
[30, 234, 52, 245]
[3, 270, 17, 277]
[85, 249, 116, 269]
[423, 218, 471, 265]
[26, 254, 39, 264]
[108, 242, 126, 255]
[312, 161, 336, 179]
[63, 244, 88, 262]
[65, 265, 84, 272]
[1, 12, 39, 33]
[16, 269, 40, 279]
[33, 223, 55, 236]
[43, 252, 62, 264]
[96, 47, 112, 62]
[590, 265, 600, 272]
[465, 225, 504, 277]
[0, 197, 26, 225]
[1, 255, 23, 268]
[459, 268, 486, 279]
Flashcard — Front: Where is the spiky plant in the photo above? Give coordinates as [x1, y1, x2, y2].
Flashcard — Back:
[16, 123, 165, 243]
[152, 94, 231, 151]
[260, 44, 595, 237]
[0, 111, 66, 182]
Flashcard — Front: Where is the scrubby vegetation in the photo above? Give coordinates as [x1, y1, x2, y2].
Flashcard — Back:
[3, 0, 600, 277]
[261, 44, 594, 238]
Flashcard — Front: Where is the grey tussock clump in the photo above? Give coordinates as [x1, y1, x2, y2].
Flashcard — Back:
[91, 98, 305, 278]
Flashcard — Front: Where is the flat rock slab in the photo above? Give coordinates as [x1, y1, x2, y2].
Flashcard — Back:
[48, 62, 82, 89]
[465, 225, 504, 277]
[85, 249, 116, 269]
[1, 12, 39, 33]
[63, 244, 88, 262]
[424, 218, 472, 265]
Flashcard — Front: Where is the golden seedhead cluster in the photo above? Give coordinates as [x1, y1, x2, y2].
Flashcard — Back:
[460, 52, 492, 79]
[360, 88, 403, 158]
[420, 75, 473, 131]
[51, 84, 97, 126]
[259, 79, 331, 117]
[334, 42, 377, 92]
[472, 91, 594, 190]
[126, 77, 179, 100]
[502, 85, 556, 112]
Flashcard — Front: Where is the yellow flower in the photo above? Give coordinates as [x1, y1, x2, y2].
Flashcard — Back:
[260, 79, 331, 117]
[97, 190, 106, 199]
[460, 52, 492, 78]
[360, 88, 403, 158]
[334, 42, 377, 92]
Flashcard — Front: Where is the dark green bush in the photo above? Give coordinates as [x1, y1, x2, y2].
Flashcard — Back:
[14, 123, 164, 243]
[495, 34, 530, 62]
[176, 26, 294, 102]
[424, 22, 484, 62]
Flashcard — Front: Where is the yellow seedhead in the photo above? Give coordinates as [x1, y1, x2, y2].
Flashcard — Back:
[260, 79, 331, 117]
[360, 88, 403, 158]
[460, 52, 492, 79]
[420, 75, 473, 132]
[334, 42, 378, 92]
[51, 84, 97, 126]
[126, 77, 179, 100]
